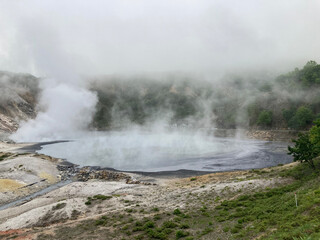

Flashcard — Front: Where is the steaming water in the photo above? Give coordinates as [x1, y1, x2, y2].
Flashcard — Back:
[36, 130, 292, 172]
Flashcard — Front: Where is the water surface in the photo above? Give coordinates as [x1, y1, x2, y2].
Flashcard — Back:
[37, 130, 292, 172]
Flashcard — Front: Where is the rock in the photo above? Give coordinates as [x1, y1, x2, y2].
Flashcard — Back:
[75, 167, 131, 182]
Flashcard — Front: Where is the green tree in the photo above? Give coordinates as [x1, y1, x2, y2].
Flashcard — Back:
[288, 133, 318, 169]
[288, 120, 320, 169]
[300, 60, 320, 86]
[288, 106, 314, 130]
[257, 110, 272, 127]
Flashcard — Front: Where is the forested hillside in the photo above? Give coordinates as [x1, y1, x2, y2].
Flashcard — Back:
[0, 61, 319, 133]
[91, 61, 320, 130]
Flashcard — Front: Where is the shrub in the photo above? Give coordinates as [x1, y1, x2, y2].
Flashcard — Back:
[173, 209, 182, 215]
[176, 230, 189, 239]
[93, 194, 112, 200]
[144, 221, 155, 229]
[180, 223, 190, 229]
[152, 207, 159, 212]
[162, 221, 178, 229]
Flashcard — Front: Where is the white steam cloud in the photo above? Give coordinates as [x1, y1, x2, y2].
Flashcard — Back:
[11, 80, 97, 142]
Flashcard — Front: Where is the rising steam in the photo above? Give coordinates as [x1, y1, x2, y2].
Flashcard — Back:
[11, 79, 97, 142]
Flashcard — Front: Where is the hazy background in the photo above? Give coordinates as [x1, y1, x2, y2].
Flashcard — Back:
[0, 0, 319, 141]
[1, 0, 320, 76]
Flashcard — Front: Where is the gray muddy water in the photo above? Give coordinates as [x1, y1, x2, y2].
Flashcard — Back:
[36, 130, 293, 172]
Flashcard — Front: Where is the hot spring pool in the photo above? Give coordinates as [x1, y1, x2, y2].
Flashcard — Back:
[36, 130, 292, 172]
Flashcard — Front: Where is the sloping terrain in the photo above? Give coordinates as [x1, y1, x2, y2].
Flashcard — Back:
[0, 71, 39, 136]
[90, 61, 320, 131]
[0, 162, 311, 240]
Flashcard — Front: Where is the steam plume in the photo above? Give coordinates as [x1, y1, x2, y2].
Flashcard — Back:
[11, 80, 97, 141]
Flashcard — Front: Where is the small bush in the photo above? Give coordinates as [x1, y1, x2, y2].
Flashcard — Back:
[176, 230, 189, 239]
[173, 209, 182, 215]
[223, 226, 229, 232]
[95, 219, 106, 226]
[180, 223, 190, 229]
[162, 221, 178, 229]
[93, 194, 112, 200]
[52, 202, 66, 210]
[144, 221, 155, 229]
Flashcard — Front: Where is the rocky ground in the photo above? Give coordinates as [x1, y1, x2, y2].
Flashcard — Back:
[0, 141, 297, 239]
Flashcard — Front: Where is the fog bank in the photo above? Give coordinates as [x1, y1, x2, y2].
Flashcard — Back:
[1, 1, 320, 76]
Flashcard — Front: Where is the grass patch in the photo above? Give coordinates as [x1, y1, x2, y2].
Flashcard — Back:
[214, 161, 320, 239]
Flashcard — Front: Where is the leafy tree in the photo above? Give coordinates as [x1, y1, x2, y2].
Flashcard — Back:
[300, 60, 320, 85]
[288, 133, 318, 169]
[288, 106, 314, 130]
[288, 120, 320, 169]
[257, 110, 272, 127]
[282, 108, 295, 125]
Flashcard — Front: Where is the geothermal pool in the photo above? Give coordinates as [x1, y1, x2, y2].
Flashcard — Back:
[37, 130, 292, 172]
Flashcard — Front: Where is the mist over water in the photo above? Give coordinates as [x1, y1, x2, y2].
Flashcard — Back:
[37, 129, 292, 172]
[40, 129, 224, 171]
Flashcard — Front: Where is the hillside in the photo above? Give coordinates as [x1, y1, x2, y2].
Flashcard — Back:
[0, 72, 39, 136]
[90, 61, 320, 131]
[0, 61, 319, 137]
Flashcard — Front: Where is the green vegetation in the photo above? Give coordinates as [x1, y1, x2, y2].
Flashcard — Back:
[310, 120, 320, 147]
[176, 230, 189, 238]
[288, 106, 314, 130]
[288, 120, 320, 169]
[0, 152, 11, 161]
[93, 194, 112, 200]
[257, 110, 273, 127]
[85, 194, 112, 205]
[91, 61, 320, 130]
[214, 160, 320, 239]
[52, 202, 66, 211]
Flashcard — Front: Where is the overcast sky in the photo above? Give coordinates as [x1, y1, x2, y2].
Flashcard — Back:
[0, 0, 320, 78]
